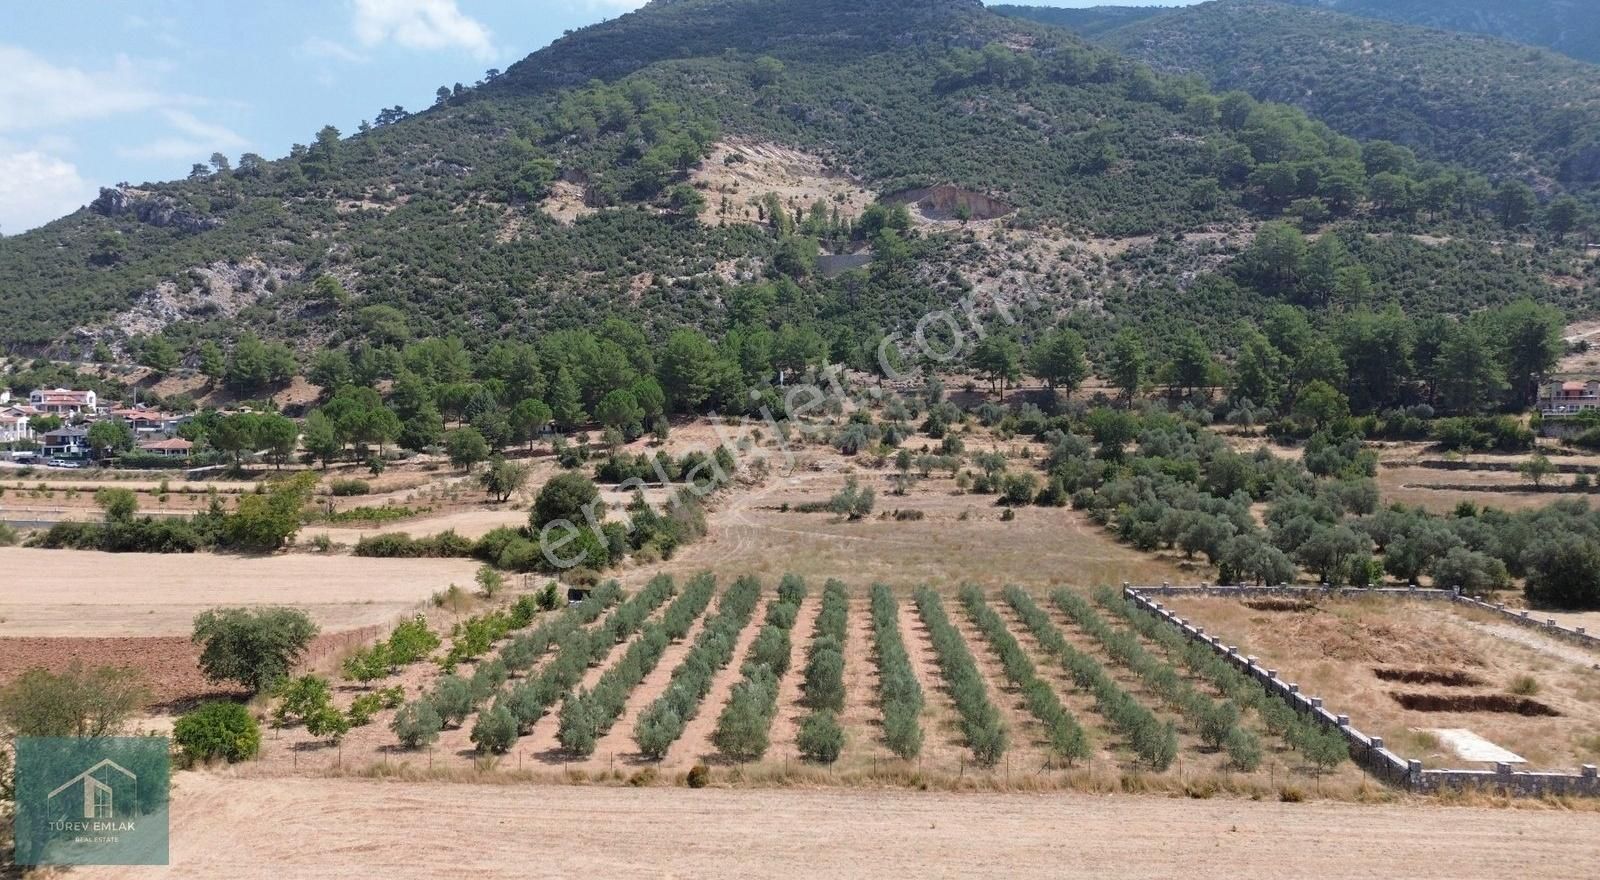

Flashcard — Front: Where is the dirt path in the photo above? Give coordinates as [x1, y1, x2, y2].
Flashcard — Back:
[586, 600, 715, 767]
[899, 596, 966, 768]
[76, 775, 1600, 879]
[765, 596, 815, 761]
[949, 595, 1049, 771]
[840, 595, 892, 764]
[667, 594, 773, 767]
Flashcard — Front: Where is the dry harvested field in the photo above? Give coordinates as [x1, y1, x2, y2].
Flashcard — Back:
[0, 547, 478, 636]
[73, 775, 1600, 880]
[1163, 596, 1600, 772]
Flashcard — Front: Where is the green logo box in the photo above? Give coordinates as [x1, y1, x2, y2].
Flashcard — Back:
[14, 736, 170, 865]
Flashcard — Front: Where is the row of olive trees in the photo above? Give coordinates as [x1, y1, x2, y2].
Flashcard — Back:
[632, 576, 763, 758]
[391, 584, 622, 749]
[712, 575, 808, 761]
[795, 579, 850, 763]
[1095, 590, 1348, 775]
[958, 586, 1090, 766]
[1003, 587, 1177, 770]
[1054, 589, 1260, 770]
[869, 584, 925, 760]
[556, 574, 717, 755]
[472, 578, 674, 754]
[914, 588, 1008, 767]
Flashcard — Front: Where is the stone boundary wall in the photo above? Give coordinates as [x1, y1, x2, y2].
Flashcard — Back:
[1121, 586, 1600, 798]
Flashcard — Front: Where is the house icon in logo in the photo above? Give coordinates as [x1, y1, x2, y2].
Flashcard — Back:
[47, 759, 138, 820]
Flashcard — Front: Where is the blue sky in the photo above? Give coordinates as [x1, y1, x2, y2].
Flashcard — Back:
[0, 0, 1201, 233]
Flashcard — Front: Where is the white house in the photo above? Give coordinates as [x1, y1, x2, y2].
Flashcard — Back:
[28, 388, 97, 415]
[0, 408, 30, 445]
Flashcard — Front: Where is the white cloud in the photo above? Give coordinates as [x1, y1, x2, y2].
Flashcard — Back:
[0, 143, 95, 233]
[118, 109, 249, 162]
[351, 0, 496, 59]
[0, 46, 170, 132]
[300, 36, 370, 63]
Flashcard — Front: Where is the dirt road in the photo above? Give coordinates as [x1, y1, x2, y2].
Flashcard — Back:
[76, 775, 1598, 879]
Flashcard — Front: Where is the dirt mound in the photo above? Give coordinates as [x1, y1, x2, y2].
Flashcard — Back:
[1243, 597, 1318, 613]
[1372, 667, 1486, 687]
[1389, 692, 1561, 717]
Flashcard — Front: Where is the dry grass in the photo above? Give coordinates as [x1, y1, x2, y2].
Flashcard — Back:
[1165, 596, 1600, 772]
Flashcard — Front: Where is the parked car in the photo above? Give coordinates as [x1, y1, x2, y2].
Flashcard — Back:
[47, 458, 85, 469]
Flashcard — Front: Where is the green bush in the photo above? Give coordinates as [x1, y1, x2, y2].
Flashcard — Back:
[173, 701, 261, 764]
[328, 479, 371, 496]
[390, 700, 443, 749]
[470, 705, 518, 754]
[796, 710, 845, 764]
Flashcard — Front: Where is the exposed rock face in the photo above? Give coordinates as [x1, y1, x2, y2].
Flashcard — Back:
[884, 184, 1015, 221]
[90, 187, 224, 233]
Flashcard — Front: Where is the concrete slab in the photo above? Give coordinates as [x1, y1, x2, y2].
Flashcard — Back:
[1426, 728, 1526, 764]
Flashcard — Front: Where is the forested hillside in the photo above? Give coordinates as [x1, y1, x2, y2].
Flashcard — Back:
[1092, 0, 1600, 199]
[1281, 0, 1600, 66]
[0, 0, 1591, 380]
[988, 4, 1169, 38]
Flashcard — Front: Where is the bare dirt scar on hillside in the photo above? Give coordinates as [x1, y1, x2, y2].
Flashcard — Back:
[691, 140, 876, 227]
[74, 775, 1600, 880]
[0, 547, 480, 636]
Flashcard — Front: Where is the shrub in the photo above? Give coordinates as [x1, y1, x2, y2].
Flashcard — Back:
[1225, 726, 1262, 771]
[273, 675, 333, 727]
[1509, 675, 1540, 696]
[686, 763, 710, 788]
[0, 663, 148, 737]
[385, 616, 441, 665]
[797, 710, 845, 763]
[328, 478, 371, 496]
[390, 700, 443, 749]
[173, 701, 261, 764]
[470, 704, 518, 754]
[431, 675, 474, 727]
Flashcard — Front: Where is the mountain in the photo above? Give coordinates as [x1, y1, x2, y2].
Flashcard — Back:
[1280, 0, 1600, 66]
[0, 0, 1587, 364]
[1091, 0, 1600, 195]
[988, 4, 1171, 39]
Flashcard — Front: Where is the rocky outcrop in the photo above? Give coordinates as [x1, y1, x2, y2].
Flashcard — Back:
[90, 187, 224, 233]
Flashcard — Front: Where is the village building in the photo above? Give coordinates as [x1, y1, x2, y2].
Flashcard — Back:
[1537, 379, 1600, 416]
[27, 387, 98, 415]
